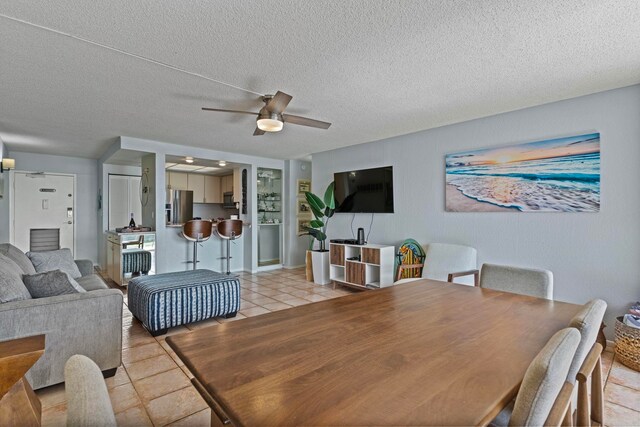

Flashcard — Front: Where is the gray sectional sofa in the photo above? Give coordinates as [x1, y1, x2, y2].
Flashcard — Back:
[0, 243, 123, 390]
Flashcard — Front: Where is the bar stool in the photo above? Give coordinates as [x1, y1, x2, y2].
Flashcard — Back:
[182, 220, 213, 270]
[216, 220, 243, 274]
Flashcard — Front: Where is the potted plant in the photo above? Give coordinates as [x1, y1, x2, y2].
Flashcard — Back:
[300, 182, 335, 285]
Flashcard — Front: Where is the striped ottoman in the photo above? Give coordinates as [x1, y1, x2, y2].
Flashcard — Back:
[127, 269, 241, 336]
[122, 250, 152, 275]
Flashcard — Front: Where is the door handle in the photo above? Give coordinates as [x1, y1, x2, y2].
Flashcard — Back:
[65, 221, 73, 224]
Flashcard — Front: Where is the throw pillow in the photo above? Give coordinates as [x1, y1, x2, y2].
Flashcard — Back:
[27, 248, 82, 279]
[23, 270, 87, 298]
[0, 243, 37, 275]
[0, 253, 32, 303]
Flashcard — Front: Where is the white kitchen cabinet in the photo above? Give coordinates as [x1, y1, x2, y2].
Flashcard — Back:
[233, 168, 242, 202]
[205, 175, 222, 203]
[221, 174, 233, 194]
[187, 174, 205, 203]
[167, 172, 188, 190]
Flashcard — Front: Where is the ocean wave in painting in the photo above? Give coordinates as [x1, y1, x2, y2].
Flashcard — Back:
[446, 152, 600, 212]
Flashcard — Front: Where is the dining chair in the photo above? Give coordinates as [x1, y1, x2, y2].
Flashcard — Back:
[65, 355, 116, 427]
[565, 299, 607, 427]
[477, 263, 553, 300]
[509, 328, 581, 426]
[395, 243, 477, 286]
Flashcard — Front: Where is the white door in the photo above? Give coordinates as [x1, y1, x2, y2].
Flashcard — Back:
[12, 172, 75, 254]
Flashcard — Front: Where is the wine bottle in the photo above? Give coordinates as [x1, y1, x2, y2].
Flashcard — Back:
[129, 213, 136, 228]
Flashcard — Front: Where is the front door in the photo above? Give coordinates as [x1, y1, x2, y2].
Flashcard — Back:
[12, 172, 75, 254]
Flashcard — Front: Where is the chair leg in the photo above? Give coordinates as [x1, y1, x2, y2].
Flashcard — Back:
[102, 368, 117, 379]
[591, 356, 604, 425]
[563, 401, 574, 427]
[226, 239, 231, 275]
[193, 241, 198, 271]
[576, 378, 589, 427]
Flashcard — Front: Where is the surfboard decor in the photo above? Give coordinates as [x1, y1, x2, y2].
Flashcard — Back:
[395, 239, 426, 281]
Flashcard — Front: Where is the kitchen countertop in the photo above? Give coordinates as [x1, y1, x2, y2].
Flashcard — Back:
[105, 230, 156, 235]
[167, 221, 252, 228]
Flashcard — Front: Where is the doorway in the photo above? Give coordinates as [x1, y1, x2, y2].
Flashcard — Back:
[11, 172, 76, 254]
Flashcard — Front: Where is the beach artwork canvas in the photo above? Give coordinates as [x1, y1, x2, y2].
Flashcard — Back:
[445, 133, 600, 212]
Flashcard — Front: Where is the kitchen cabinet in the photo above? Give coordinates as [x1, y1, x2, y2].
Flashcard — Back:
[187, 174, 205, 203]
[233, 168, 242, 202]
[205, 175, 222, 203]
[221, 174, 233, 194]
[167, 172, 188, 190]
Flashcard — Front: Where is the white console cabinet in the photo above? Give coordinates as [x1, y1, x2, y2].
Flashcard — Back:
[329, 243, 395, 290]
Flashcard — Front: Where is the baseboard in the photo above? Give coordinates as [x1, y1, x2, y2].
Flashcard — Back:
[284, 264, 305, 269]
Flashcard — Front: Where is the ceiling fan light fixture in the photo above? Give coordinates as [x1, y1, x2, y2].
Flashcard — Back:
[257, 111, 284, 132]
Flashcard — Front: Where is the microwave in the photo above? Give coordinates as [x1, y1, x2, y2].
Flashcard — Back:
[223, 192, 236, 208]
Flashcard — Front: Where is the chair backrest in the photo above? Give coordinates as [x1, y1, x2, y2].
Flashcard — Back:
[480, 263, 553, 299]
[566, 299, 607, 383]
[65, 355, 116, 427]
[422, 243, 477, 285]
[510, 328, 581, 427]
[182, 220, 213, 242]
[217, 219, 243, 240]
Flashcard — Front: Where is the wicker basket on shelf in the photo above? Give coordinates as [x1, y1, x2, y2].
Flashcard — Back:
[614, 316, 640, 372]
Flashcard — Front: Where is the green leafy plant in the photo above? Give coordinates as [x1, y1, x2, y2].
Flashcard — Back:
[301, 181, 335, 251]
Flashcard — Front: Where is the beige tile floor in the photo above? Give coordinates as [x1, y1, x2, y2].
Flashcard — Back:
[35, 268, 640, 426]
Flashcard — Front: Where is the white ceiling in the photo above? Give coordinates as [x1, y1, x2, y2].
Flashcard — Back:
[1, 1, 639, 160]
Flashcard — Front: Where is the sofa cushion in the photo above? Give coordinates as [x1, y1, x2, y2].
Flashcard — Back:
[0, 253, 32, 303]
[27, 248, 82, 279]
[76, 275, 109, 292]
[23, 270, 87, 298]
[0, 243, 37, 275]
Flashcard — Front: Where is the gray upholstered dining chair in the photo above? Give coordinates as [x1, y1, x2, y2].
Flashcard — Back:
[65, 355, 116, 427]
[395, 243, 478, 286]
[566, 299, 607, 427]
[478, 263, 554, 300]
[508, 328, 581, 426]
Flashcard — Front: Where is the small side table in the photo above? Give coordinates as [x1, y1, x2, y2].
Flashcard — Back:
[0, 335, 46, 427]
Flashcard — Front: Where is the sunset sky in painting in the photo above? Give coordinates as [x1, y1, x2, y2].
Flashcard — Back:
[446, 133, 600, 167]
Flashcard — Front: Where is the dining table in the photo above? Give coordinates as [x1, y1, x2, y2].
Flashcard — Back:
[166, 279, 581, 426]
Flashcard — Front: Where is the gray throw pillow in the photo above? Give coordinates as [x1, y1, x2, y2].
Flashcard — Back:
[27, 248, 82, 279]
[0, 243, 37, 275]
[0, 253, 32, 303]
[23, 269, 87, 298]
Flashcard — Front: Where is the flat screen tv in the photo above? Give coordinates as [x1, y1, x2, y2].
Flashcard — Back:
[334, 166, 394, 213]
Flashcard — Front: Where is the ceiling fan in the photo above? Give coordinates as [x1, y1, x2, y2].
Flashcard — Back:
[202, 91, 331, 136]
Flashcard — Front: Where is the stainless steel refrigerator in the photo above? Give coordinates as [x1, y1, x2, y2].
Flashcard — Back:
[166, 190, 193, 225]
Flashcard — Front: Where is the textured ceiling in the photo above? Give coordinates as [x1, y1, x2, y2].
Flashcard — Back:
[1, 1, 639, 160]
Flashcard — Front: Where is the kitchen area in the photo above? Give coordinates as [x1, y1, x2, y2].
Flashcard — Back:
[100, 140, 287, 279]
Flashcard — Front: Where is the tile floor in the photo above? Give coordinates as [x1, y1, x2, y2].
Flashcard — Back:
[34, 268, 640, 426]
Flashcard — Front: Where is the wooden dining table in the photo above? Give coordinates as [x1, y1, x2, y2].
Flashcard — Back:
[167, 279, 581, 426]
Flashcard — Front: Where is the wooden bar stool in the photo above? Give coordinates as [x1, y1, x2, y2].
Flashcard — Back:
[182, 220, 213, 270]
[216, 220, 243, 274]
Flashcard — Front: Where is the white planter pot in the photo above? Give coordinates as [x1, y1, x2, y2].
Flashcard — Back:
[311, 250, 331, 285]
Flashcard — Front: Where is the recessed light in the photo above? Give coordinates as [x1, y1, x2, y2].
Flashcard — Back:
[218, 160, 227, 167]
[185, 157, 195, 164]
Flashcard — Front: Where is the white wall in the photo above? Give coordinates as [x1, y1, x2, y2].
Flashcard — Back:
[0, 151, 99, 263]
[312, 84, 640, 338]
[0, 142, 10, 242]
[284, 160, 312, 267]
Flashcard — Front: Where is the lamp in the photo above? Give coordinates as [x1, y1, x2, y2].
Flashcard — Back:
[257, 111, 284, 132]
[1, 158, 15, 173]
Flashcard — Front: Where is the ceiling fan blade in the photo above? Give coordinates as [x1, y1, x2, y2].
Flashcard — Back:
[201, 107, 258, 115]
[265, 91, 293, 113]
[282, 114, 331, 129]
[253, 127, 266, 136]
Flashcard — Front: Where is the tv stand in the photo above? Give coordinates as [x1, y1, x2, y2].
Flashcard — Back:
[329, 242, 395, 290]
